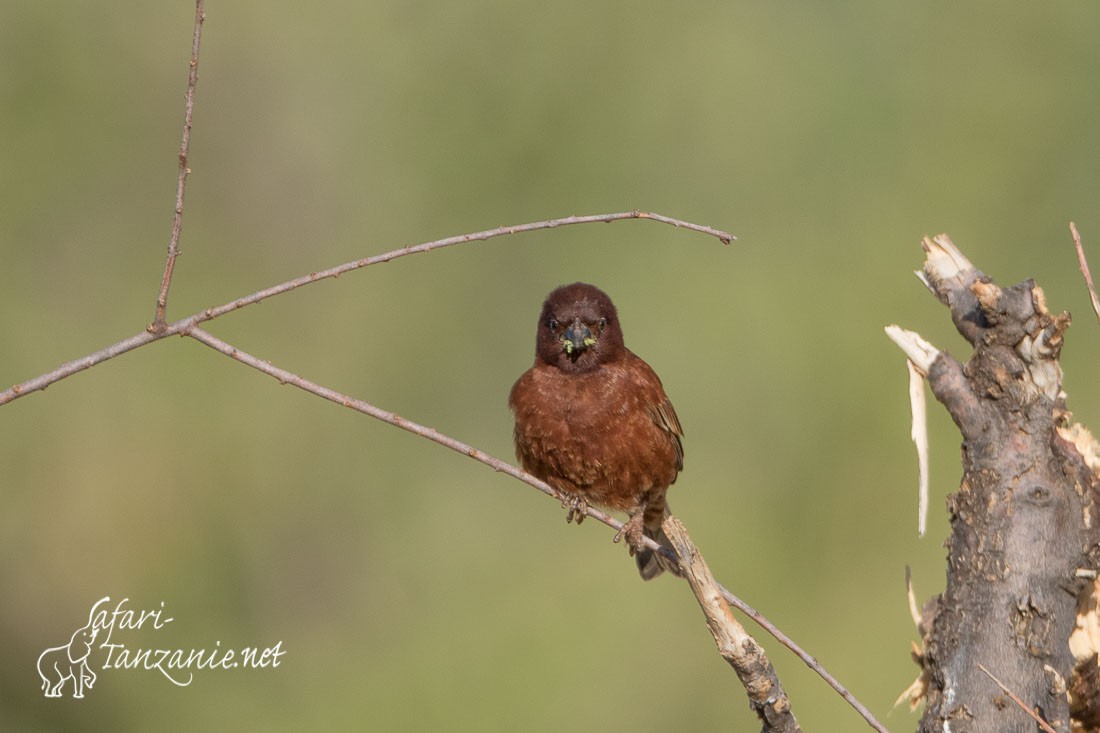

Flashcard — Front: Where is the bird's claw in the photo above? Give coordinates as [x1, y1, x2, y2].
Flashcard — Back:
[563, 495, 588, 525]
[613, 512, 646, 555]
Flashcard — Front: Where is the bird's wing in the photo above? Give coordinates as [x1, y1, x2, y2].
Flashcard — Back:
[624, 351, 684, 471]
[650, 397, 684, 472]
[651, 397, 682, 439]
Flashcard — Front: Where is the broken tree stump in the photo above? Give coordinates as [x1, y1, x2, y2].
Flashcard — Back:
[887, 235, 1100, 733]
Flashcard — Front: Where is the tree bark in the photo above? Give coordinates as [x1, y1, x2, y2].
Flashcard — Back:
[893, 236, 1100, 733]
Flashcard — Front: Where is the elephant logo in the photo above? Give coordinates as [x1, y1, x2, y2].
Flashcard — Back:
[37, 603, 101, 699]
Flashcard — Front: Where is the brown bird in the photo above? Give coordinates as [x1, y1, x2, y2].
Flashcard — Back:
[509, 282, 684, 579]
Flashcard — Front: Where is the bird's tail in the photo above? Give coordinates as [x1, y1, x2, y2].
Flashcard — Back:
[635, 504, 683, 581]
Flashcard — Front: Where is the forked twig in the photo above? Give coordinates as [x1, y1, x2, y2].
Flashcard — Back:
[1, 211, 730, 406]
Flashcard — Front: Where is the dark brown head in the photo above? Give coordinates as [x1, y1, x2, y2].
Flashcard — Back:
[534, 283, 626, 373]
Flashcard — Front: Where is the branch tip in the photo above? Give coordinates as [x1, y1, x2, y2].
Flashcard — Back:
[884, 325, 939, 374]
[921, 233, 975, 279]
[1070, 221, 1100, 324]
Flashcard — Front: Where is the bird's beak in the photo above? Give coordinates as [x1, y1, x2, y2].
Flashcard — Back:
[563, 318, 596, 355]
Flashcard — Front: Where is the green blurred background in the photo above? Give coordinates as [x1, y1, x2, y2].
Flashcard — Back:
[4, 2, 1100, 730]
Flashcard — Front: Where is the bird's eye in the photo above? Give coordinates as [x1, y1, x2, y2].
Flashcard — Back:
[598, 317, 607, 329]
[547, 317, 559, 330]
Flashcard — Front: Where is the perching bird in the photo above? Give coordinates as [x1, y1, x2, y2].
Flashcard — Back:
[508, 282, 684, 580]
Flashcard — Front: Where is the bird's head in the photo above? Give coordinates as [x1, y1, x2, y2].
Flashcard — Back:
[535, 282, 626, 373]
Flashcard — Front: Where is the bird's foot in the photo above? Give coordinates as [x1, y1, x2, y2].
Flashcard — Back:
[613, 512, 646, 556]
[562, 495, 588, 525]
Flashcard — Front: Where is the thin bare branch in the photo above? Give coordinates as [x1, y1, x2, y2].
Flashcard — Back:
[977, 664, 1058, 733]
[183, 325, 889, 733]
[1, 330, 166, 404]
[184, 326, 639, 526]
[1, 211, 731, 406]
[713, 581, 891, 733]
[632, 210, 735, 244]
[1070, 221, 1100, 325]
[152, 0, 205, 332]
[197, 211, 731, 322]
